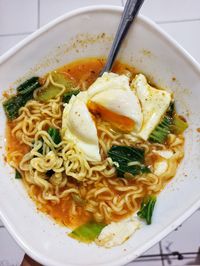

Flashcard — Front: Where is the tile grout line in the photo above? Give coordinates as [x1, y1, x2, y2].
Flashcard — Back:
[0, 225, 5, 228]
[0, 32, 33, 37]
[37, 0, 40, 29]
[0, 0, 40, 37]
[159, 241, 165, 266]
[156, 18, 200, 24]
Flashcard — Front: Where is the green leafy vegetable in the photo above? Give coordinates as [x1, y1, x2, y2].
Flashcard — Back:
[108, 145, 150, 178]
[3, 77, 41, 120]
[47, 127, 61, 144]
[171, 115, 188, 134]
[137, 195, 156, 225]
[69, 222, 106, 243]
[15, 170, 22, 179]
[36, 72, 74, 102]
[148, 101, 174, 144]
[149, 100, 187, 143]
[149, 115, 172, 144]
[3, 93, 33, 120]
[63, 90, 80, 103]
[17, 77, 40, 95]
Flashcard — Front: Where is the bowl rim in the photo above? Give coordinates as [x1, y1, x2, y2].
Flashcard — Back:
[0, 5, 200, 266]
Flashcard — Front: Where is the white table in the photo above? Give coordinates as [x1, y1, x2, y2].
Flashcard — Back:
[0, 1, 200, 265]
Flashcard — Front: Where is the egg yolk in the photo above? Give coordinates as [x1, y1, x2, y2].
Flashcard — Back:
[87, 101, 135, 133]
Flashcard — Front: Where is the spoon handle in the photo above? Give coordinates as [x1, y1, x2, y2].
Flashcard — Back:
[100, 0, 145, 76]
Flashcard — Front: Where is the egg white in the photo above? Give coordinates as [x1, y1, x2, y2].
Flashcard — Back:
[88, 72, 143, 132]
[96, 218, 140, 248]
[62, 92, 101, 162]
[131, 74, 171, 140]
[62, 72, 172, 162]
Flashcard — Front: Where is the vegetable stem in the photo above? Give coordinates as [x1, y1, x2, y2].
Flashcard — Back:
[36, 72, 75, 102]
[69, 222, 106, 243]
[171, 115, 188, 134]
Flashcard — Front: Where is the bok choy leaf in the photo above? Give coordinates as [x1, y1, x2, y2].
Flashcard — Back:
[69, 222, 106, 243]
[137, 196, 157, 225]
[108, 145, 150, 178]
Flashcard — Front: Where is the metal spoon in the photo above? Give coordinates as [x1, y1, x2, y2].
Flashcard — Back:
[99, 0, 145, 76]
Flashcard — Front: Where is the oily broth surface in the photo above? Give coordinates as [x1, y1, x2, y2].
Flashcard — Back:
[58, 57, 137, 88]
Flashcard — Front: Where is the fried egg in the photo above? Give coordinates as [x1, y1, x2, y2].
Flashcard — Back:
[62, 72, 171, 162]
[62, 92, 101, 162]
[131, 74, 171, 140]
[87, 72, 143, 132]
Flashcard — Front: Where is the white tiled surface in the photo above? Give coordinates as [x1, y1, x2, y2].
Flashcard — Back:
[0, 218, 3, 227]
[161, 210, 200, 266]
[0, 34, 28, 55]
[0, 1, 200, 265]
[0, 0, 38, 35]
[161, 20, 200, 63]
[0, 229, 24, 266]
[123, 0, 200, 22]
[40, 0, 122, 26]
[127, 243, 162, 266]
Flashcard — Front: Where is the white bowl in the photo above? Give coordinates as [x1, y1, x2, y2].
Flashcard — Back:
[0, 6, 200, 266]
